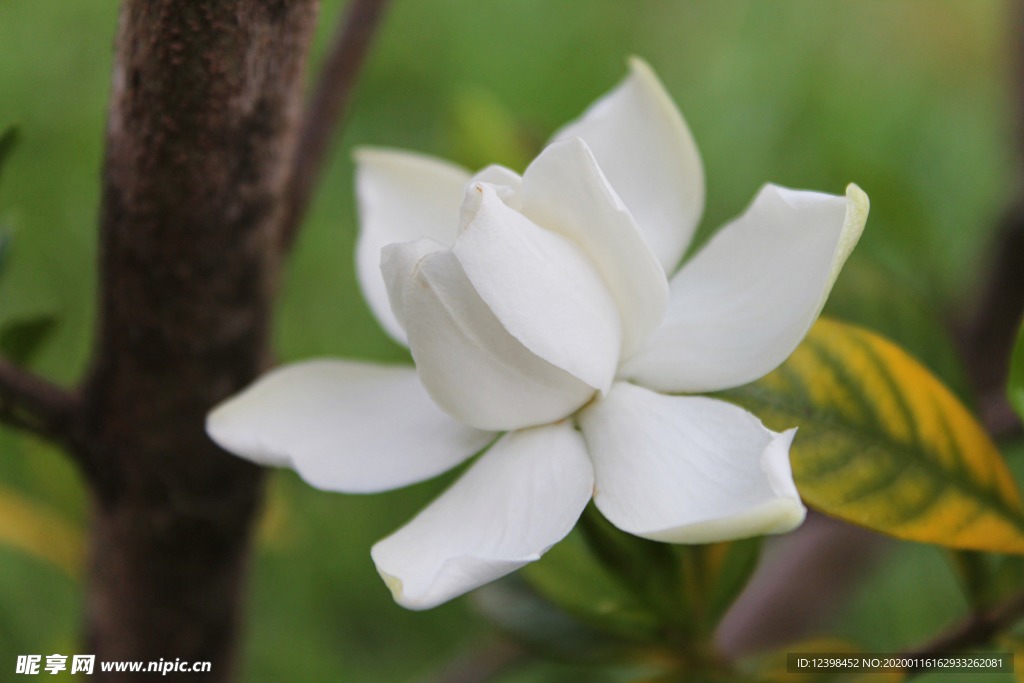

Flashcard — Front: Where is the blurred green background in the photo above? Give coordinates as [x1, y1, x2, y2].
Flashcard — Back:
[0, 0, 1019, 680]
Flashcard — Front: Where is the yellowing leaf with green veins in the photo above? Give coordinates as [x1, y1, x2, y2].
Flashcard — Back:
[0, 486, 83, 577]
[721, 318, 1024, 554]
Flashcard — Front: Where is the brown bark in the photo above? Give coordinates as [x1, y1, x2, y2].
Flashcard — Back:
[78, 1, 319, 679]
[0, 0, 389, 677]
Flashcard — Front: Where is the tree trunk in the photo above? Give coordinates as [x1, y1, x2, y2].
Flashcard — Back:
[78, 1, 319, 679]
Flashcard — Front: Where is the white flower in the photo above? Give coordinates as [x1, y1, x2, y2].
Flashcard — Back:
[207, 58, 869, 610]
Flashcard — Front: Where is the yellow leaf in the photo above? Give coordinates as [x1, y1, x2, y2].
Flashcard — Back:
[0, 486, 83, 577]
[722, 318, 1024, 554]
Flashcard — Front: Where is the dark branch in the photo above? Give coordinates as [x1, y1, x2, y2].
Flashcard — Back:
[955, 0, 1024, 441]
[903, 590, 1024, 678]
[955, 201, 1024, 442]
[81, 1, 319, 678]
[279, 0, 392, 251]
[430, 639, 525, 683]
[716, 512, 889, 656]
[0, 356, 78, 441]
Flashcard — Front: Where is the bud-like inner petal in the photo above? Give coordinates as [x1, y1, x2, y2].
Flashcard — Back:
[400, 249, 598, 431]
[453, 183, 621, 394]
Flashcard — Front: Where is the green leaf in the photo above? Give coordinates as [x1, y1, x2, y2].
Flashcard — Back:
[521, 527, 663, 643]
[576, 506, 691, 631]
[0, 486, 83, 579]
[1010, 320, 1024, 421]
[721, 318, 1024, 554]
[0, 125, 19, 185]
[0, 315, 58, 366]
[947, 550, 999, 608]
[473, 576, 633, 664]
[701, 538, 762, 627]
[0, 230, 11, 276]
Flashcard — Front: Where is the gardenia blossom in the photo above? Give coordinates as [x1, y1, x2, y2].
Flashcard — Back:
[207, 58, 869, 610]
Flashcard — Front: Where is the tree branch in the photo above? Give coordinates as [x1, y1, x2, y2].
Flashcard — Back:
[0, 356, 78, 441]
[716, 512, 889, 656]
[279, 0, 392, 251]
[956, 200, 1024, 441]
[80, 1, 319, 678]
[903, 590, 1024, 678]
[954, 0, 1024, 442]
[429, 639, 525, 683]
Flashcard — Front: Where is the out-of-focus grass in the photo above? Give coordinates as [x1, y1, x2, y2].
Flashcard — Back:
[0, 0, 1018, 681]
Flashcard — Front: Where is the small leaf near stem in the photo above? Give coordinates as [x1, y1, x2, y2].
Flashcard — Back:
[577, 505, 690, 635]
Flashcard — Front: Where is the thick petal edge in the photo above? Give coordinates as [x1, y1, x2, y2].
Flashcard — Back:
[578, 383, 806, 544]
[622, 183, 869, 393]
[206, 360, 495, 493]
[551, 57, 705, 271]
[371, 422, 594, 609]
[354, 147, 471, 345]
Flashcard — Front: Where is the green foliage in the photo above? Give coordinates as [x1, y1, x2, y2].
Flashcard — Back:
[0, 230, 10, 275]
[1010, 320, 1024, 421]
[0, 125, 18, 185]
[522, 529, 663, 644]
[448, 87, 536, 172]
[0, 486, 82, 579]
[514, 510, 767, 680]
[700, 538, 762, 629]
[0, 315, 57, 366]
[475, 577, 634, 664]
[576, 508, 690, 633]
[723, 318, 1024, 554]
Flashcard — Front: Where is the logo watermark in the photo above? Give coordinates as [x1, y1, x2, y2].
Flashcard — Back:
[16, 655, 211, 676]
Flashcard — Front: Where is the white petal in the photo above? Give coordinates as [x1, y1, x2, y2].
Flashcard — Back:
[578, 382, 805, 543]
[371, 422, 593, 609]
[206, 360, 494, 493]
[551, 57, 704, 271]
[460, 165, 523, 230]
[454, 183, 621, 392]
[520, 138, 669, 357]
[621, 184, 869, 393]
[380, 237, 445, 333]
[354, 148, 470, 344]
[400, 249, 597, 431]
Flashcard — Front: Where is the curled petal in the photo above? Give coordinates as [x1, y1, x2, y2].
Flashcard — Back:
[355, 148, 470, 344]
[397, 249, 597, 431]
[578, 382, 806, 543]
[551, 57, 705, 271]
[470, 165, 522, 205]
[206, 360, 495, 493]
[380, 237, 445, 333]
[372, 421, 594, 610]
[454, 183, 621, 393]
[520, 138, 669, 358]
[621, 184, 869, 393]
